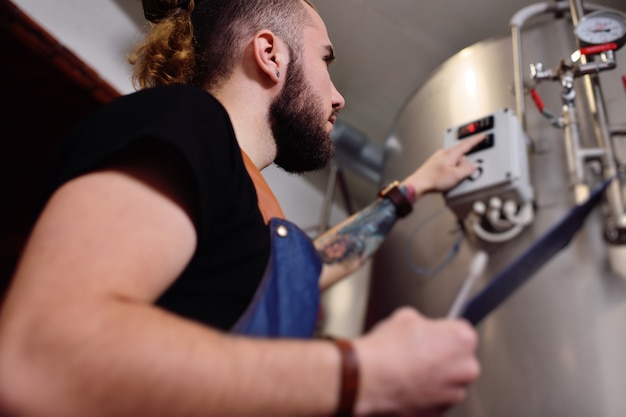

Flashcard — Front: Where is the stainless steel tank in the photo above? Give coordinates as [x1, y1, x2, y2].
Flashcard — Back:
[367, 4, 626, 416]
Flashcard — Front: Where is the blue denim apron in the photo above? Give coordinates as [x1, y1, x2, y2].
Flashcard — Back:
[232, 218, 322, 338]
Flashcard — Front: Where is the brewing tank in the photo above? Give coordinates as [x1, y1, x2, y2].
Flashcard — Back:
[367, 5, 626, 417]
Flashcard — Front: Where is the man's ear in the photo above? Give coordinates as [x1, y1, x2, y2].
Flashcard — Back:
[253, 30, 286, 84]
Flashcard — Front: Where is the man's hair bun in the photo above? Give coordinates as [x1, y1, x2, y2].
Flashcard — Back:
[142, 0, 191, 23]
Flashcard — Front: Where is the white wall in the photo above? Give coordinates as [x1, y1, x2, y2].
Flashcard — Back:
[15, 0, 138, 94]
[14, 0, 368, 337]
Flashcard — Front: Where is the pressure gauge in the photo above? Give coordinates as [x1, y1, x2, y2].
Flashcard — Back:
[574, 10, 626, 49]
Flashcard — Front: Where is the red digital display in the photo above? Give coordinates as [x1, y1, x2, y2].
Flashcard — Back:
[457, 115, 494, 139]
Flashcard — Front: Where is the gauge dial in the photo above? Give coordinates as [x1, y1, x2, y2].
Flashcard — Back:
[574, 10, 626, 49]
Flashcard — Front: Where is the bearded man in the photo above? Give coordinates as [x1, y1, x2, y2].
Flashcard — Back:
[0, 1, 483, 416]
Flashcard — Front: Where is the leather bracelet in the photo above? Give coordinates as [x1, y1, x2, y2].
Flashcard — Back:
[330, 338, 360, 417]
[378, 180, 413, 218]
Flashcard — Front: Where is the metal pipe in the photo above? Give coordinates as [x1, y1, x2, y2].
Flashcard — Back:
[335, 168, 355, 216]
[318, 161, 339, 235]
[588, 79, 626, 225]
[512, 24, 526, 128]
[510, 2, 571, 127]
[563, 101, 589, 202]
[569, 0, 585, 25]
[512, 0, 625, 225]
[570, 0, 626, 226]
[510, 2, 609, 128]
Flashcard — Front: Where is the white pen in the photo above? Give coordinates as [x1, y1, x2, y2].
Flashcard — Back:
[447, 251, 489, 319]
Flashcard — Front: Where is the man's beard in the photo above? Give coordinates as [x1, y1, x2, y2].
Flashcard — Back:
[269, 59, 335, 174]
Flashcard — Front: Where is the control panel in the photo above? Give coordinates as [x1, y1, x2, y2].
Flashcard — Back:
[443, 108, 534, 220]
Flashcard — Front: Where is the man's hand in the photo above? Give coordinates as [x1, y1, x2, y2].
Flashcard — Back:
[353, 307, 480, 416]
[403, 134, 486, 198]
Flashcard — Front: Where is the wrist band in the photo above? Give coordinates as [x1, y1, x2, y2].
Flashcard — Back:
[378, 180, 413, 218]
[330, 338, 360, 417]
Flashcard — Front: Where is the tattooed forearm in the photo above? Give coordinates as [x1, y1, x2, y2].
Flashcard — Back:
[315, 198, 398, 265]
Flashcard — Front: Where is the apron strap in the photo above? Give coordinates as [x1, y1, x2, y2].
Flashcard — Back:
[241, 150, 285, 223]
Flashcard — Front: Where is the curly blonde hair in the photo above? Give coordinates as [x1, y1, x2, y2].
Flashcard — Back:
[128, 1, 196, 89]
[129, 0, 313, 91]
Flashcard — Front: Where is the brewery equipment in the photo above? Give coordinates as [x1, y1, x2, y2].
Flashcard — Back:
[367, 1, 626, 415]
